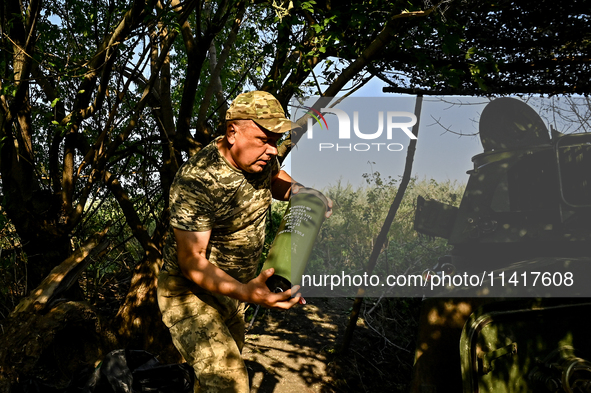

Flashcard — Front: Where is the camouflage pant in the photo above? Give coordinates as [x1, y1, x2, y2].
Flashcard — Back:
[157, 270, 249, 393]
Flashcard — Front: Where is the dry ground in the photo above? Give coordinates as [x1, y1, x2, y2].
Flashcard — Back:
[243, 297, 418, 393]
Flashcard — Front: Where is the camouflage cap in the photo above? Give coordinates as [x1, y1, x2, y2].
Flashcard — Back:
[225, 91, 294, 133]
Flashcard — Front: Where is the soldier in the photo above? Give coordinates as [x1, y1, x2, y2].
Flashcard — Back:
[157, 91, 328, 392]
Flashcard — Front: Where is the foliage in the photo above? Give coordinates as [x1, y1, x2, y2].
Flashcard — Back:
[0, 208, 26, 319]
[76, 197, 159, 311]
[0, 0, 459, 342]
[0, 0, 451, 288]
[308, 175, 464, 288]
[1, 0, 591, 387]
[299, 176, 464, 391]
[379, 0, 591, 95]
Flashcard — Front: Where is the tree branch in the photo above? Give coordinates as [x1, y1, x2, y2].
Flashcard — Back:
[286, 3, 443, 156]
[195, 1, 247, 136]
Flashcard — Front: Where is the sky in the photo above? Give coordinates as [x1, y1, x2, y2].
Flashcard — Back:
[283, 77, 489, 190]
[282, 78, 591, 191]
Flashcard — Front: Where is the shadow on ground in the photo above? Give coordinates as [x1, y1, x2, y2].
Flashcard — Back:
[244, 297, 419, 393]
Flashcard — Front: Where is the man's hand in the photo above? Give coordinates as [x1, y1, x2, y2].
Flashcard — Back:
[271, 171, 333, 218]
[241, 268, 303, 309]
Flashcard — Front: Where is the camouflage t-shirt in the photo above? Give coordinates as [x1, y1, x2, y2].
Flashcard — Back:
[163, 136, 279, 284]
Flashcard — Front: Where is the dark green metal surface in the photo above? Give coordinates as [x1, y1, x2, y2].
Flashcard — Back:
[460, 299, 591, 393]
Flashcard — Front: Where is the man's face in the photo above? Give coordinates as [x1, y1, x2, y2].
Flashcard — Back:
[226, 120, 283, 173]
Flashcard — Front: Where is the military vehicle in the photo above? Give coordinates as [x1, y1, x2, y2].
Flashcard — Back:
[411, 97, 591, 392]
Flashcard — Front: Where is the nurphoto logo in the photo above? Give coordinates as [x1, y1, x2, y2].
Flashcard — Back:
[302, 107, 417, 152]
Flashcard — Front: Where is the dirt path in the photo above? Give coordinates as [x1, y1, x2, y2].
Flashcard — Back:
[243, 297, 420, 393]
[243, 298, 349, 393]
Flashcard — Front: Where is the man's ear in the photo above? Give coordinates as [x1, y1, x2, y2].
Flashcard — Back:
[226, 122, 237, 144]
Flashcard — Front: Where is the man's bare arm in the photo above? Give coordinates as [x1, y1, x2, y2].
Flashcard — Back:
[270, 169, 294, 201]
[174, 227, 301, 309]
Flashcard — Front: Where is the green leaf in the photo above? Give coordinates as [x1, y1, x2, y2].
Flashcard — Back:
[465, 47, 477, 60]
[51, 98, 60, 108]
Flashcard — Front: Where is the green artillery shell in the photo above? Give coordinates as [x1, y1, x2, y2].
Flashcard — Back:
[262, 187, 328, 292]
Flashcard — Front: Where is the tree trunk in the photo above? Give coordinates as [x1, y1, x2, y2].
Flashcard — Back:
[0, 144, 71, 289]
[113, 251, 182, 363]
[340, 95, 423, 353]
[112, 203, 182, 363]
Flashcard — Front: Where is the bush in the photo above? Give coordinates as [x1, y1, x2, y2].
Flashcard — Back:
[308, 174, 464, 285]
